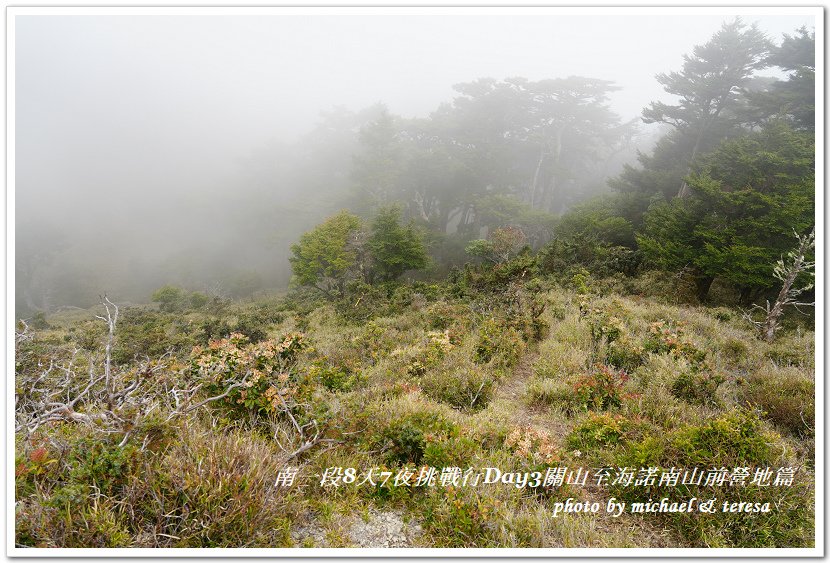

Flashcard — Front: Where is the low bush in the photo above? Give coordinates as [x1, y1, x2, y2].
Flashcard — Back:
[420, 365, 494, 412]
[670, 367, 724, 407]
[309, 360, 361, 393]
[474, 318, 525, 369]
[362, 405, 459, 466]
[739, 366, 814, 437]
[609, 408, 813, 547]
[189, 332, 308, 420]
[566, 412, 630, 451]
[421, 485, 503, 547]
[573, 365, 632, 411]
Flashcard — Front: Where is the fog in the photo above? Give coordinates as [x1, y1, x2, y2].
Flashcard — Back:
[14, 10, 816, 315]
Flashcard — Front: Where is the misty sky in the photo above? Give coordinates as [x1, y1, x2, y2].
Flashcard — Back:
[13, 9, 818, 303]
[16, 12, 815, 206]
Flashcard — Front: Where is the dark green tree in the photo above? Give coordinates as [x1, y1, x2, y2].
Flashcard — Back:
[745, 26, 815, 130]
[367, 206, 429, 282]
[637, 122, 814, 302]
[639, 19, 772, 198]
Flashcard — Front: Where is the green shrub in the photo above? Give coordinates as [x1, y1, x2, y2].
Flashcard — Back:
[474, 318, 525, 369]
[670, 368, 724, 407]
[719, 337, 749, 366]
[335, 280, 389, 322]
[566, 412, 630, 451]
[369, 410, 457, 466]
[610, 408, 812, 547]
[72, 321, 106, 351]
[710, 307, 734, 322]
[423, 435, 481, 468]
[422, 486, 502, 547]
[113, 309, 196, 364]
[740, 367, 814, 437]
[573, 365, 631, 410]
[421, 366, 494, 412]
[309, 360, 361, 392]
[607, 337, 645, 372]
[63, 437, 139, 497]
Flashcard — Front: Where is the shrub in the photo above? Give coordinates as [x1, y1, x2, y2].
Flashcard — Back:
[189, 332, 307, 419]
[566, 412, 630, 451]
[606, 337, 645, 372]
[309, 361, 361, 392]
[113, 309, 196, 364]
[422, 486, 502, 547]
[474, 318, 525, 369]
[610, 408, 813, 547]
[643, 320, 705, 364]
[423, 435, 481, 468]
[739, 367, 814, 437]
[30, 311, 51, 329]
[573, 365, 631, 410]
[719, 337, 749, 366]
[670, 369, 724, 407]
[421, 365, 494, 412]
[351, 396, 461, 467]
[199, 309, 274, 345]
[335, 280, 389, 323]
[63, 438, 138, 497]
[376, 412, 456, 466]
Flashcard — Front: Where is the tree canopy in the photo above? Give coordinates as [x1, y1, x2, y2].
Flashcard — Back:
[637, 122, 814, 301]
[289, 210, 364, 295]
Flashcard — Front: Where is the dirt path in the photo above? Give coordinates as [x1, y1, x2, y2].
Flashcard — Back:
[494, 344, 679, 548]
[493, 345, 570, 442]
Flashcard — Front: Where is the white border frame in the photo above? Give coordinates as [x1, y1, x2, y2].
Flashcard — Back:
[5, 5, 824, 558]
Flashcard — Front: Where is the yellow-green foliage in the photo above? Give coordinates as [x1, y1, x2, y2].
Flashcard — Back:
[150, 423, 293, 547]
[566, 412, 630, 450]
[474, 318, 525, 369]
[524, 377, 580, 413]
[15, 277, 815, 549]
[610, 408, 813, 547]
[739, 363, 814, 437]
[420, 361, 494, 412]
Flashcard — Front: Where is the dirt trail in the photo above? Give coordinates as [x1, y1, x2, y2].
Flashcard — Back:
[494, 344, 678, 548]
[494, 345, 570, 442]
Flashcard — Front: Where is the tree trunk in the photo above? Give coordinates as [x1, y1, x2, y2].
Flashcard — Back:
[677, 127, 703, 198]
[694, 275, 714, 302]
[761, 243, 807, 342]
[545, 127, 565, 213]
[529, 146, 545, 208]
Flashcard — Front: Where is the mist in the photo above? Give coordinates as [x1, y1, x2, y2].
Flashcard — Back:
[13, 10, 816, 315]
